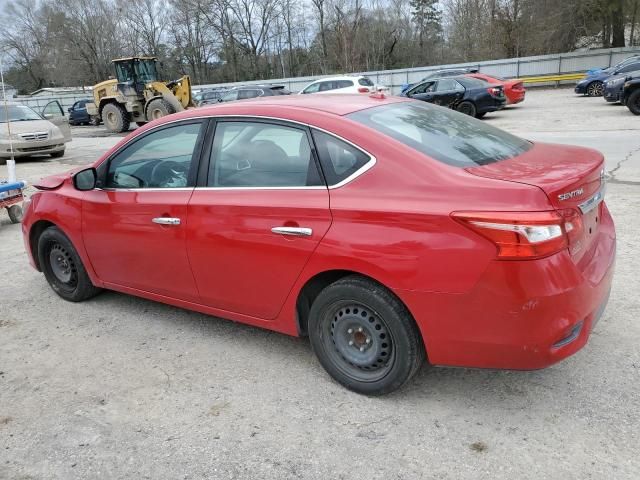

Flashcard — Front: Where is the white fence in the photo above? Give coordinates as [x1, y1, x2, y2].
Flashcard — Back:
[194, 46, 640, 94]
[12, 46, 640, 110]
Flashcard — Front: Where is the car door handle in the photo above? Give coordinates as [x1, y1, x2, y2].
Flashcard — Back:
[271, 226, 313, 237]
[152, 217, 181, 226]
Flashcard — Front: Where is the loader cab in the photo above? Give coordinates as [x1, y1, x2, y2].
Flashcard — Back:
[113, 57, 159, 94]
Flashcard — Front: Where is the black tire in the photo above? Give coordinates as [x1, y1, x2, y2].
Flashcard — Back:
[0, 158, 6, 166]
[37, 226, 102, 302]
[308, 275, 425, 395]
[586, 81, 604, 97]
[7, 204, 23, 223]
[146, 98, 176, 122]
[456, 101, 477, 117]
[101, 103, 130, 133]
[627, 89, 640, 115]
[50, 150, 65, 158]
[90, 116, 101, 126]
[136, 121, 148, 127]
[475, 112, 487, 119]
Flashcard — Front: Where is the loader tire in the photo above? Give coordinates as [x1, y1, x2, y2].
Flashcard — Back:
[102, 103, 130, 133]
[146, 99, 176, 121]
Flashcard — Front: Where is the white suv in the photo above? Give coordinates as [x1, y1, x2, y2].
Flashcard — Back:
[299, 76, 379, 94]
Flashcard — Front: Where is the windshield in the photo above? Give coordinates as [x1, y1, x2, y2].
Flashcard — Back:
[348, 102, 532, 167]
[135, 60, 158, 83]
[0, 105, 42, 123]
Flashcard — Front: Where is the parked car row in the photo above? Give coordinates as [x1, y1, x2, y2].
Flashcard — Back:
[204, 71, 526, 120]
[576, 55, 640, 115]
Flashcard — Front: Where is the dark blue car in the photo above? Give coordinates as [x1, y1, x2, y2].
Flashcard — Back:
[68, 99, 93, 125]
[604, 69, 640, 103]
[576, 58, 640, 97]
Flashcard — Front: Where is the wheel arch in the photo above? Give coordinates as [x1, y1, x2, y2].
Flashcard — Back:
[98, 98, 122, 117]
[29, 219, 58, 271]
[295, 269, 419, 339]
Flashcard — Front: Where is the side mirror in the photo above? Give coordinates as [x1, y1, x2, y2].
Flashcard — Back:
[217, 98, 223, 102]
[73, 167, 97, 191]
[68, 107, 73, 113]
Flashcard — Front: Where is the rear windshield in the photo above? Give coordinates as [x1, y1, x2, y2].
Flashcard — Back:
[348, 102, 531, 167]
[358, 77, 374, 86]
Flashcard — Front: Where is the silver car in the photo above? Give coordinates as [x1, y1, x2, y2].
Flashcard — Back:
[1, 101, 71, 165]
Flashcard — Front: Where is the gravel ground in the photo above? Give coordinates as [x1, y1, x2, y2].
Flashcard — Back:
[1, 88, 639, 479]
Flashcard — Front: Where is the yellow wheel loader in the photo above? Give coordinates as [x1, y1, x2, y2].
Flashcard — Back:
[87, 57, 194, 133]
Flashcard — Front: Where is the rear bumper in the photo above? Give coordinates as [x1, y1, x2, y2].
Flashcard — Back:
[506, 90, 525, 104]
[396, 203, 616, 370]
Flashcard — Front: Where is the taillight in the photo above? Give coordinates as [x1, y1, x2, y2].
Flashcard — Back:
[452, 211, 568, 259]
[512, 82, 524, 91]
[358, 87, 370, 93]
[557, 208, 584, 256]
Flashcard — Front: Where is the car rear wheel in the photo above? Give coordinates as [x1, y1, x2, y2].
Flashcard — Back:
[456, 101, 477, 117]
[587, 81, 604, 97]
[627, 90, 640, 115]
[50, 150, 65, 158]
[38, 226, 102, 302]
[308, 275, 425, 395]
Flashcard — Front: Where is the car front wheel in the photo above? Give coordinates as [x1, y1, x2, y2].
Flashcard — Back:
[308, 275, 425, 395]
[627, 89, 640, 115]
[587, 81, 604, 97]
[37, 226, 102, 302]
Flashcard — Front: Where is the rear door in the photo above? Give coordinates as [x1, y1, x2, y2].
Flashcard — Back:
[42, 100, 71, 141]
[186, 118, 332, 319]
[434, 79, 466, 107]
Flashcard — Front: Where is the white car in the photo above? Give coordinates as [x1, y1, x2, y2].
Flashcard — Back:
[1, 101, 71, 164]
[299, 76, 379, 95]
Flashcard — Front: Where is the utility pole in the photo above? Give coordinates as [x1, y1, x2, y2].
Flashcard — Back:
[0, 51, 17, 182]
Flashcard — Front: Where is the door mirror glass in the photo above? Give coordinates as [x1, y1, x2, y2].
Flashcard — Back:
[74, 167, 97, 191]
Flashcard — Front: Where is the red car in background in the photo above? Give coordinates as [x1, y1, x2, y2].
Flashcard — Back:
[22, 94, 613, 395]
[468, 72, 526, 104]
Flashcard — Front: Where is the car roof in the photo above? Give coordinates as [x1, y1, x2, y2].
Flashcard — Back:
[309, 75, 366, 82]
[177, 93, 409, 118]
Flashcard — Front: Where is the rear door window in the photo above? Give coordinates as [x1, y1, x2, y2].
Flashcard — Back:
[336, 80, 354, 89]
[312, 130, 371, 186]
[436, 79, 464, 92]
[209, 121, 323, 187]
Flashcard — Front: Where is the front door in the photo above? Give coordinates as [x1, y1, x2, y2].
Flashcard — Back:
[82, 120, 206, 302]
[187, 119, 332, 320]
[433, 79, 466, 108]
[42, 100, 71, 141]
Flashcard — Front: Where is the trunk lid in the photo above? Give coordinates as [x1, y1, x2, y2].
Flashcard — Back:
[466, 142, 604, 210]
[466, 142, 606, 262]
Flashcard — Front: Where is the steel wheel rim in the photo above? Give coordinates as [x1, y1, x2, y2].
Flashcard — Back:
[151, 108, 163, 120]
[324, 302, 395, 382]
[460, 104, 474, 116]
[48, 243, 78, 287]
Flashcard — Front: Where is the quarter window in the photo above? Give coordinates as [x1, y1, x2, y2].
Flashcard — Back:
[312, 130, 371, 186]
[209, 121, 323, 187]
[106, 122, 202, 189]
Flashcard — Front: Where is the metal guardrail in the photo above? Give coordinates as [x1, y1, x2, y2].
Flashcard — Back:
[520, 73, 586, 84]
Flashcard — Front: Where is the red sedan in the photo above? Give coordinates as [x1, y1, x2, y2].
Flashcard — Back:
[22, 94, 614, 395]
[468, 72, 526, 104]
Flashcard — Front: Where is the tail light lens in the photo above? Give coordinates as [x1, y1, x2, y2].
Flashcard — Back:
[358, 87, 370, 93]
[512, 82, 524, 91]
[558, 208, 584, 256]
[487, 87, 502, 97]
[452, 211, 568, 259]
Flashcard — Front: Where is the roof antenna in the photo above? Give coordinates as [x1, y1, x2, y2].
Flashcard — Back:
[0, 54, 17, 182]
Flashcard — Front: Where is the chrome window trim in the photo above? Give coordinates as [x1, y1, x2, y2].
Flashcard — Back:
[106, 114, 376, 192]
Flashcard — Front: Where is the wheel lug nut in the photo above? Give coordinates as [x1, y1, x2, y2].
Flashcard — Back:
[365, 338, 371, 344]
[348, 340, 354, 346]
[358, 327, 363, 332]
[359, 346, 365, 352]
[347, 328, 353, 334]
